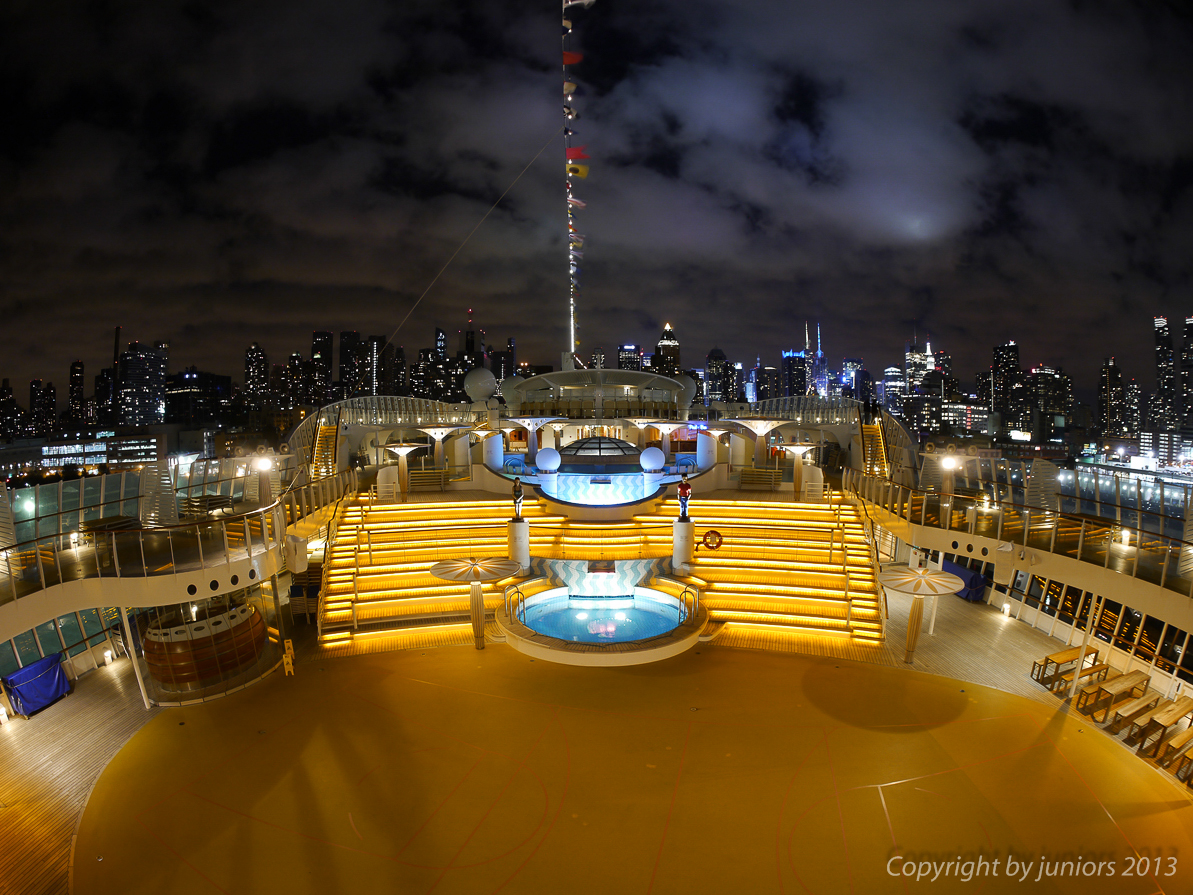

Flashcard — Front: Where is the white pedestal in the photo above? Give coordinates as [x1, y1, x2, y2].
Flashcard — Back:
[672, 519, 695, 574]
[508, 519, 530, 572]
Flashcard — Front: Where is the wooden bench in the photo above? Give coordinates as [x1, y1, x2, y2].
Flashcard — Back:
[407, 469, 449, 492]
[1123, 700, 1174, 746]
[1051, 663, 1112, 693]
[1075, 672, 1121, 712]
[1136, 696, 1193, 758]
[1171, 749, 1193, 782]
[1085, 669, 1150, 723]
[1105, 692, 1162, 733]
[1031, 646, 1100, 689]
[1156, 726, 1193, 769]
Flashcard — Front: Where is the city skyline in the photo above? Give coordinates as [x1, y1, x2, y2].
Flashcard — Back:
[1, 2, 1191, 397]
[0, 312, 1186, 417]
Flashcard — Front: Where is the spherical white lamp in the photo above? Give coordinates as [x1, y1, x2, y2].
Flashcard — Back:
[464, 367, 498, 402]
[641, 447, 666, 472]
[536, 447, 561, 472]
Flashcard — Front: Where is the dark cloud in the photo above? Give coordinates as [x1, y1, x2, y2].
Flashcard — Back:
[0, 0, 1190, 403]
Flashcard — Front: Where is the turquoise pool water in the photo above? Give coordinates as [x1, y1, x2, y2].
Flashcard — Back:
[519, 587, 682, 643]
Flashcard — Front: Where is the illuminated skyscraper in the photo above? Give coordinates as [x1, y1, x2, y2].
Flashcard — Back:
[882, 366, 905, 417]
[705, 348, 729, 402]
[118, 341, 168, 426]
[244, 342, 269, 406]
[904, 337, 930, 393]
[68, 360, 85, 423]
[654, 324, 680, 377]
[780, 350, 807, 397]
[339, 331, 361, 396]
[1182, 316, 1193, 435]
[311, 331, 333, 404]
[991, 340, 1022, 432]
[618, 344, 642, 371]
[1154, 316, 1178, 431]
[1099, 357, 1127, 437]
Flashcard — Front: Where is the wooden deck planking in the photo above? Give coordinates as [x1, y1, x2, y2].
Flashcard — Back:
[712, 563, 1081, 705]
[0, 659, 158, 895]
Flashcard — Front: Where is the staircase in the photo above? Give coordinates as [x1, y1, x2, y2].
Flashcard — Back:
[317, 495, 882, 657]
[861, 424, 889, 479]
[317, 499, 567, 655]
[643, 499, 883, 644]
[311, 425, 339, 479]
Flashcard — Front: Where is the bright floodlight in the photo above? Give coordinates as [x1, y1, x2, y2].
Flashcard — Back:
[254, 457, 274, 471]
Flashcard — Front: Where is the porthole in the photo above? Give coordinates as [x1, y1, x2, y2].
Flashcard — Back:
[951, 541, 958, 550]
[210, 579, 219, 591]
[966, 544, 973, 553]
[248, 569, 257, 580]
[187, 584, 197, 596]
[981, 547, 989, 556]
[231, 575, 239, 585]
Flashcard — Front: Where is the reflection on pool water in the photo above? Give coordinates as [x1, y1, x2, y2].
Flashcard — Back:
[519, 587, 682, 643]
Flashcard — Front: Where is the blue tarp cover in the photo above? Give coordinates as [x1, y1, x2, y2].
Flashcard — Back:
[942, 559, 988, 603]
[2, 654, 70, 716]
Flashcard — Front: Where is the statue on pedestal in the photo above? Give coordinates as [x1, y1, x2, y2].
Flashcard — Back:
[512, 477, 524, 520]
[677, 473, 692, 521]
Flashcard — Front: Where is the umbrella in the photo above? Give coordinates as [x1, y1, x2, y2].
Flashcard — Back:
[877, 567, 964, 596]
[430, 558, 522, 650]
[878, 565, 964, 663]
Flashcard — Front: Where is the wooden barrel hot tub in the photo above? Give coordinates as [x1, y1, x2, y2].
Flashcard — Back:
[143, 604, 268, 689]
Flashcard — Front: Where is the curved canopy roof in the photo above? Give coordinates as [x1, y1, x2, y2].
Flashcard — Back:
[510, 368, 683, 396]
[559, 436, 641, 458]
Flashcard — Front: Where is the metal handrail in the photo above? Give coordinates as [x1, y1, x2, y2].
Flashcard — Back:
[842, 468, 1193, 601]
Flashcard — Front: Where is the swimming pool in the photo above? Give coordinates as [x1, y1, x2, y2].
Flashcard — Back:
[518, 586, 684, 643]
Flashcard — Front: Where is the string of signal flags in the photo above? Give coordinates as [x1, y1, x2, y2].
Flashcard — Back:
[563, 0, 595, 360]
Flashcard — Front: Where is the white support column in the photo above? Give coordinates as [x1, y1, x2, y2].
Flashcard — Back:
[118, 605, 152, 711]
[1067, 594, 1105, 703]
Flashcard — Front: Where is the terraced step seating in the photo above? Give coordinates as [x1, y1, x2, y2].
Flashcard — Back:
[317, 495, 883, 656]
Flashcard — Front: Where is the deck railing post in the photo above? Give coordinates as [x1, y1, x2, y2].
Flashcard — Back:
[34, 539, 47, 591]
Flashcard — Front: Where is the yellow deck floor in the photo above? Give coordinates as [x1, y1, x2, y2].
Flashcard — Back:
[73, 644, 1193, 895]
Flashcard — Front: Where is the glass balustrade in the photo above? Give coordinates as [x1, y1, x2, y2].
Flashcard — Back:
[0, 470, 353, 608]
[844, 469, 1193, 601]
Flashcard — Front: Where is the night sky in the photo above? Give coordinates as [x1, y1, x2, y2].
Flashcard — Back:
[1, 0, 1191, 400]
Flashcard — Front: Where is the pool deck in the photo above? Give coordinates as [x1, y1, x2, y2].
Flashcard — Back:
[68, 629, 1193, 895]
